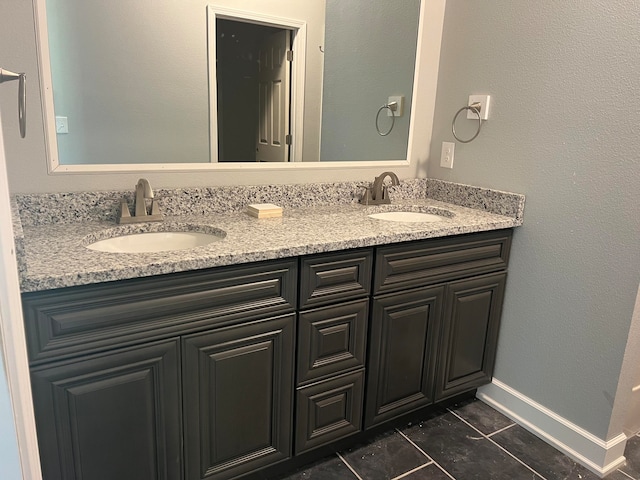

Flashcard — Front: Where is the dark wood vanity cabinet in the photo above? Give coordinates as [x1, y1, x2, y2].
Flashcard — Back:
[365, 230, 512, 427]
[23, 259, 297, 480]
[23, 230, 512, 480]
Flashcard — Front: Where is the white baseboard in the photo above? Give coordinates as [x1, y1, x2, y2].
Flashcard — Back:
[477, 378, 627, 478]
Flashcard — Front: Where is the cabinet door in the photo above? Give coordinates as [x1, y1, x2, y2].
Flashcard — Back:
[435, 272, 507, 401]
[182, 314, 295, 480]
[365, 286, 444, 428]
[30, 339, 182, 480]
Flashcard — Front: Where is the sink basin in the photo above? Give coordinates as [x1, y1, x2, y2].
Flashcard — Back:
[85, 225, 226, 253]
[368, 211, 445, 223]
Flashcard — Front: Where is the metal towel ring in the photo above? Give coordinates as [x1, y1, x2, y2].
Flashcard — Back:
[0, 68, 27, 138]
[375, 102, 396, 136]
[452, 102, 482, 143]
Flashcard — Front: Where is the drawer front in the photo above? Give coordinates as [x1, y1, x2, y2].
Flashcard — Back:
[295, 369, 364, 454]
[23, 259, 297, 365]
[300, 249, 373, 309]
[297, 299, 368, 385]
[374, 230, 512, 295]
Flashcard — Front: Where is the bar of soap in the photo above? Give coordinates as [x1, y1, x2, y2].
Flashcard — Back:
[246, 203, 283, 218]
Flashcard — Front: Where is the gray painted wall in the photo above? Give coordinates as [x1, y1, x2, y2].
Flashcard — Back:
[429, 0, 640, 439]
[320, 0, 419, 161]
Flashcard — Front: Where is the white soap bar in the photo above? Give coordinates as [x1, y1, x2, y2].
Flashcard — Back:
[246, 203, 283, 218]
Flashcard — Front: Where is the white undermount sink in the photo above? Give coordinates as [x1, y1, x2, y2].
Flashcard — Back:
[368, 211, 446, 223]
[85, 228, 225, 253]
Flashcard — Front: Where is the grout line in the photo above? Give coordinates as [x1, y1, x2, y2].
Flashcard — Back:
[396, 429, 457, 480]
[487, 422, 516, 438]
[616, 469, 637, 480]
[336, 452, 364, 480]
[390, 463, 433, 480]
[447, 408, 548, 480]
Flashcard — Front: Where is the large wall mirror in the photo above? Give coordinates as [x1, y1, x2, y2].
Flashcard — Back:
[34, 0, 438, 173]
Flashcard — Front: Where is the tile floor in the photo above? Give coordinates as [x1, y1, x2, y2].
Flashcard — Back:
[282, 398, 640, 480]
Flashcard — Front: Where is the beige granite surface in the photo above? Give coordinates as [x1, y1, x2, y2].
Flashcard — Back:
[17, 197, 523, 292]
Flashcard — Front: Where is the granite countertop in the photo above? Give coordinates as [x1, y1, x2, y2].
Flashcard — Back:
[17, 192, 523, 293]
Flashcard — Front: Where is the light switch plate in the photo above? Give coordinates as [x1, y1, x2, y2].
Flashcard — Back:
[467, 95, 491, 120]
[55, 116, 69, 134]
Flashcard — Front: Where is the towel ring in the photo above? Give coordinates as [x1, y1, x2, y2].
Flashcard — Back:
[452, 102, 482, 143]
[375, 102, 396, 136]
[0, 68, 27, 138]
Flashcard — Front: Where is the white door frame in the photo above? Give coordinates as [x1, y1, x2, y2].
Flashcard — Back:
[207, 5, 306, 163]
[0, 114, 42, 479]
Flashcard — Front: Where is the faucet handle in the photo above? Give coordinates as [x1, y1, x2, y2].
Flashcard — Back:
[117, 199, 132, 224]
[150, 198, 162, 217]
[358, 184, 373, 205]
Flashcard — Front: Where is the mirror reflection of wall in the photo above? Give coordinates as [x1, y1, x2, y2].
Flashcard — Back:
[40, 0, 422, 168]
[320, 0, 420, 161]
[46, 0, 211, 165]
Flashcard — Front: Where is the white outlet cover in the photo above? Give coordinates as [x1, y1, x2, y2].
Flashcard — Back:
[467, 95, 490, 120]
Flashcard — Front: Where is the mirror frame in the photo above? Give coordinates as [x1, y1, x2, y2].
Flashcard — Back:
[33, 0, 443, 174]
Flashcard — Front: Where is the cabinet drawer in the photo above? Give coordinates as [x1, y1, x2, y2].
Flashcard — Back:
[295, 369, 364, 454]
[299, 249, 373, 309]
[23, 259, 297, 365]
[374, 230, 512, 295]
[297, 299, 368, 385]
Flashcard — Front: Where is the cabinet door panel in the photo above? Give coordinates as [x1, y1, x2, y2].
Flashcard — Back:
[365, 286, 444, 428]
[183, 314, 295, 480]
[31, 339, 181, 480]
[435, 273, 507, 401]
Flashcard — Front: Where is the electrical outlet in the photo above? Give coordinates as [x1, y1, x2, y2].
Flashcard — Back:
[440, 141, 455, 169]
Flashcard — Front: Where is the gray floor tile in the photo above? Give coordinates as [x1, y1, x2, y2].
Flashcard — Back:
[491, 424, 600, 480]
[450, 398, 514, 436]
[402, 411, 542, 480]
[395, 463, 453, 480]
[340, 430, 430, 480]
[281, 455, 358, 480]
[621, 435, 640, 479]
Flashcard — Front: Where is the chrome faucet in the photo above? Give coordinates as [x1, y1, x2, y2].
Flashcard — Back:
[360, 171, 400, 205]
[117, 178, 163, 224]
